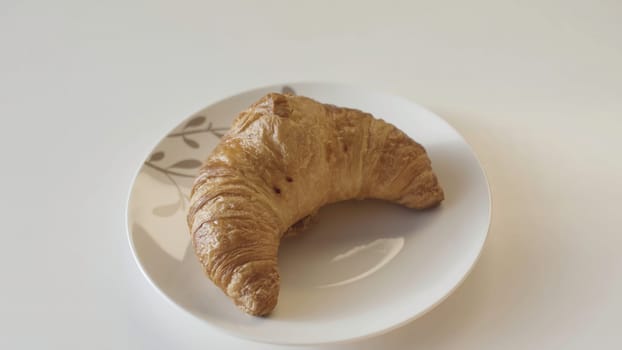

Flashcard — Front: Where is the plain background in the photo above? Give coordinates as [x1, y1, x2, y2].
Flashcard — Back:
[1, 0, 621, 349]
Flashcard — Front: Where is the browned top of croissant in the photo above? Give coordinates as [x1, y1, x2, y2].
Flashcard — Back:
[187, 93, 444, 316]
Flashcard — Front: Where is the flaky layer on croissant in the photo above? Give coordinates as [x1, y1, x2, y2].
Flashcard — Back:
[187, 93, 444, 316]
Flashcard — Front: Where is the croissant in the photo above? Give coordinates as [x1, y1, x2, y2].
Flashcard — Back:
[187, 93, 444, 316]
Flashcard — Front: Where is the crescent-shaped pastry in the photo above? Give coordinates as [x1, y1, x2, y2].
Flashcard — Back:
[187, 93, 444, 316]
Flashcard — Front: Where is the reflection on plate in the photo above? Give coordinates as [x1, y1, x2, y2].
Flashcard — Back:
[126, 82, 491, 345]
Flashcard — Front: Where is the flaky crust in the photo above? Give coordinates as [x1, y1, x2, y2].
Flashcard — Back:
[187, 93, 444, 316]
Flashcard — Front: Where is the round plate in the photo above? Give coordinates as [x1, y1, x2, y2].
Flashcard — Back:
[126, 82, 491, 345]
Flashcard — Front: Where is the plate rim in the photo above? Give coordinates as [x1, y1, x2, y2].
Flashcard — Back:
[125, 81, 492, 345]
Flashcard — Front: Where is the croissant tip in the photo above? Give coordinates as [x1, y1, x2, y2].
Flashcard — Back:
[227, 261, 280, 316]
[237, 281, 279, 316]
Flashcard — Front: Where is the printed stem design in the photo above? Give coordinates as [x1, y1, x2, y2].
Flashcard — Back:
[145, 115, 227, 217]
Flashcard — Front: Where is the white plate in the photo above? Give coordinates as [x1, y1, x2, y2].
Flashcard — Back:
[126, 82, 491, 345]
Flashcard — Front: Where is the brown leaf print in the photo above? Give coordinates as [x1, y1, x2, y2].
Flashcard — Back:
[149, 151, 165, 162]
[183, 137, 199, 148]
[168, 159, 202, 169]
[185, 116, 206, 129]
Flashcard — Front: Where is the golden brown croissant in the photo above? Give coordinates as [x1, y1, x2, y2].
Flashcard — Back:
[187, 93, 444, 316]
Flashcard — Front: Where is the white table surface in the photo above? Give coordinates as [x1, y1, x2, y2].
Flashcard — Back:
[1, 1, 621, 349]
